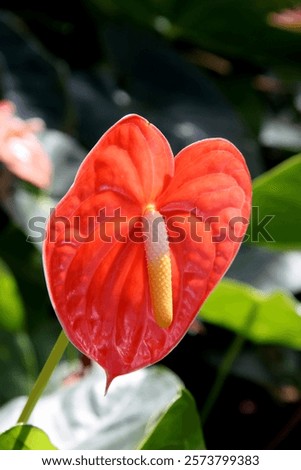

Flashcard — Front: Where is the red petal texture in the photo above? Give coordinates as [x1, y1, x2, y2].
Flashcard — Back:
[43, 115, 252, 388]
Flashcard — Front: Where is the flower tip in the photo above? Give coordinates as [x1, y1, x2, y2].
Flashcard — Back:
[104, 371, 114, 395]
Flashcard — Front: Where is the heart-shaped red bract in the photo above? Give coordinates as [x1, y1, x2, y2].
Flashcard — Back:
[43, 114, 251, 388]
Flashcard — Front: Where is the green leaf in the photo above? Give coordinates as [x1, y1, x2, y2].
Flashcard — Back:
[0, 365, 184, 450]
[0, 259, 25, 331]
[0, 222, 50, 332]
[201, 279, 301, 349]
[249, 154, 301, 250]
[170, 0, 301, 66]
[89, 0, 301, 74]
[139, 389, 205, 450]
[0, 330, 37, 404]
[0, 425, 57, 450]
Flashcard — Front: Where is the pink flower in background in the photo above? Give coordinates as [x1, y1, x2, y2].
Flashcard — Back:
[268, 6, 301, 31]
[0, 100, 52, 189]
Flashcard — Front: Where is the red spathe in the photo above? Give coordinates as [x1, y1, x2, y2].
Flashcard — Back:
[43, 114, 252, 389]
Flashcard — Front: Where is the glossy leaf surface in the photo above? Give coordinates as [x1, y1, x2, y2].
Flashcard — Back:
[249, 154, 301, 250]
[43, 114, 252, 386]
[201, 279, 301, 349]
[0, 364, 183, 450]
[139, 389, 205, 450]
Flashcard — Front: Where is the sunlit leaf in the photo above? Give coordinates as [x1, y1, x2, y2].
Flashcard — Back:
[249, 154, 301, 250]
[0, 424, 57, 450]
[0, 258, 25, 331]
[0, 364, 183, 450]
[201, 279, 301, 349]
[139, 389, 205, 450]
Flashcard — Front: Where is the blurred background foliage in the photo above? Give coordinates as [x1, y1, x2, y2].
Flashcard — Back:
[0, 0, 301, 450]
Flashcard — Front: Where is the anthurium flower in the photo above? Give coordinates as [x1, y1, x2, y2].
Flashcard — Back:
[268, 7, 301, 31]
[0, 100, 51, 189]
[43, 114, 252, 389]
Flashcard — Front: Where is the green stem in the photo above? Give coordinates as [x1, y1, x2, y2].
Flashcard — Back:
[17, 330, 69, 424]
[201, 334, 245, 425]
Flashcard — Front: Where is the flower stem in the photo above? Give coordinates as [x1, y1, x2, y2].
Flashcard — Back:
[17, 329, 69, 424]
